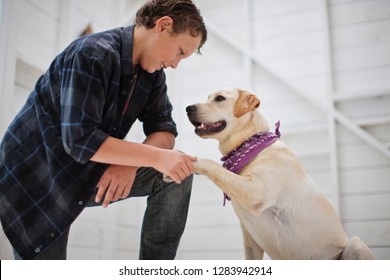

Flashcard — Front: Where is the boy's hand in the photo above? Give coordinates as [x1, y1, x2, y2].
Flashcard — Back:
[95, 165, 138, 208]
[156, 150, 197, 184]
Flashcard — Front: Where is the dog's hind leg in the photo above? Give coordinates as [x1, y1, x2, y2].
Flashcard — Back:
[341, 236, 375, 260]
[241, 225, 264, 259]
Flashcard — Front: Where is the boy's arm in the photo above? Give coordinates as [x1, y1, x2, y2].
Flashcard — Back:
[91, 133, 195, 207]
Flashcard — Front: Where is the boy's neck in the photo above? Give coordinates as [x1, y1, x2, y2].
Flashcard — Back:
[132, 25, 148, 68]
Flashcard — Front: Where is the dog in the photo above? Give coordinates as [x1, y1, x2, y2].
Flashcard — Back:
[186, 87, 374, 260]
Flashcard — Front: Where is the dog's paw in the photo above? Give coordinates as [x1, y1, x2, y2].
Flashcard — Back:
[162, 174, 174, 182]
[194, 158, 216, 175]
[193, 159, 203, 175]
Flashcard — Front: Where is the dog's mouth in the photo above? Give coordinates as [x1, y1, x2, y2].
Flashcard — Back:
[190, 119, 227, 136]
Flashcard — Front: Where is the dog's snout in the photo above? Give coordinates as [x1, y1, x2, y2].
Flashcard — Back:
[186, 105, 197, 114]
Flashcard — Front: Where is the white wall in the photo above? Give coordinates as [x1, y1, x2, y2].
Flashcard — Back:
[0, 0, 389, 260]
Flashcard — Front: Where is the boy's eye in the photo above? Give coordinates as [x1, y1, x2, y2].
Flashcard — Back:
[215, 95, 226, 102]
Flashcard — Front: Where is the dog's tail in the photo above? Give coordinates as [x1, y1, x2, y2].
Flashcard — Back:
[340, 236, 375, 260]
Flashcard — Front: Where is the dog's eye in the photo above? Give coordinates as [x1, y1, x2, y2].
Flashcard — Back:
[214, 95, 226, 102]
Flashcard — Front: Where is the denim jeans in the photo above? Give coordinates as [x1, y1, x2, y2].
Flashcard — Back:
[13, 167, 193, 260]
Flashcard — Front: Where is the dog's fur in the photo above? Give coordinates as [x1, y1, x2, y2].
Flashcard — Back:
[187, 87, 374, 260]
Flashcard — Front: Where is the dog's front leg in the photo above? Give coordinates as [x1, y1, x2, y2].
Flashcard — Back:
[194, 158, 269, 215]
[241, 224, 264, 259]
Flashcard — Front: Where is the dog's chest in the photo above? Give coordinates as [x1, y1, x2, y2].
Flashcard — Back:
[232, 201, 290, 244]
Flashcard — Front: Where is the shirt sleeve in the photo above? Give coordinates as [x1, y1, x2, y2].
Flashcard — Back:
[138, 70, 178, 137]
[59, 48, 112, 164]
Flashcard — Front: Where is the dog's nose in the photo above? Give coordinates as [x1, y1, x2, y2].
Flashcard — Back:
[186, 105, 197, 114]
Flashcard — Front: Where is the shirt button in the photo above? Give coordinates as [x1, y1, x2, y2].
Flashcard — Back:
[35, 247, 41, 253]
[50, 233, 55, 238]
[78, 201, 84, 206]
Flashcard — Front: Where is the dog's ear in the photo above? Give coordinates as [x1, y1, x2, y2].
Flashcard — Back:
[233, 89, 261, 118]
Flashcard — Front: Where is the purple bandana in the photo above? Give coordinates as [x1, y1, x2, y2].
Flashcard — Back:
[220, 121, 281, 206]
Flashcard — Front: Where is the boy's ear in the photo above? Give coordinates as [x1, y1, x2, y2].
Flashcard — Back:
[155, 16, 173, 32]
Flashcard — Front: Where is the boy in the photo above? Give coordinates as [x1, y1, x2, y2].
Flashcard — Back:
[0, 0, 207, 259]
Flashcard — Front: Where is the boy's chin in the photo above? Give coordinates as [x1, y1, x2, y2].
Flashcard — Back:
[145, 66, 160, 73]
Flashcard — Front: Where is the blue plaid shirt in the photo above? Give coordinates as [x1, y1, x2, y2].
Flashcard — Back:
[0, 25, 177, 259]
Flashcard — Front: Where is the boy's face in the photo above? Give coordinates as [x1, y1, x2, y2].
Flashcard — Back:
[140, 17, 202, 73]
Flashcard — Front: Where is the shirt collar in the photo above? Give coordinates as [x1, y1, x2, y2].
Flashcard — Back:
[120, 25, 136, 77]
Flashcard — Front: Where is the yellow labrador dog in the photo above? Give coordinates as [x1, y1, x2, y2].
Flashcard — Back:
[186, 87, 374, 260]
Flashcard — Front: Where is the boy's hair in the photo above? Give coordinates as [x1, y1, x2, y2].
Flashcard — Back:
[135, 0, 207, 54]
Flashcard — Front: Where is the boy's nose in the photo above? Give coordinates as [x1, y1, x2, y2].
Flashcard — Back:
[170, 57, 182, 69]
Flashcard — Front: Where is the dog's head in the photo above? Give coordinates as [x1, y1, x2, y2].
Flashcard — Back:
[186, 88, 267, 145]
